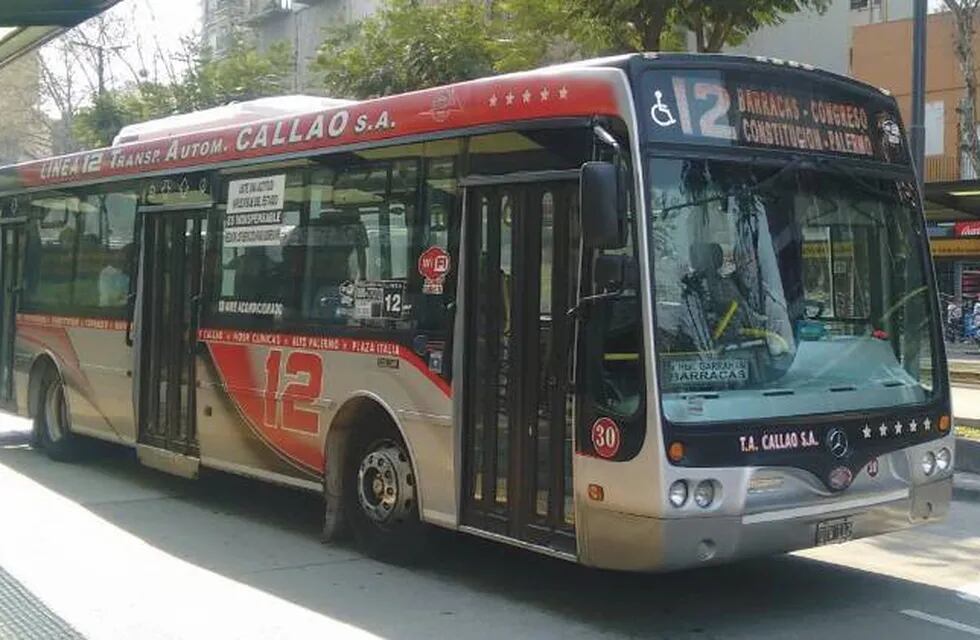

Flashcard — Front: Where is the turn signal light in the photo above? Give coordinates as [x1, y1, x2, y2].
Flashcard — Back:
[588, 484, 604, 502]
[939, 415, 951, 433]
[668, 441, 685, 463]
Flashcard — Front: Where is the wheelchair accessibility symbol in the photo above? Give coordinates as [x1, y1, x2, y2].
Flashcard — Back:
[650, 90, 676, 128]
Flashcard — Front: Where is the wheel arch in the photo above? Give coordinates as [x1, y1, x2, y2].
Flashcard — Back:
[27, 350, 66, 419]
[321, 391, 421, 540]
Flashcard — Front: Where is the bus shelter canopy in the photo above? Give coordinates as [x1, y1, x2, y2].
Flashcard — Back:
[0, 1, 122, 70]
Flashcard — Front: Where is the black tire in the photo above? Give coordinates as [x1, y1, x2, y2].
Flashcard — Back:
[343, 420, 427, 563]
[34, 368, 83, 462]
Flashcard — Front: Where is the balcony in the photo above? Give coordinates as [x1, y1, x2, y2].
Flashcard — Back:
[925, 154, 964, 183]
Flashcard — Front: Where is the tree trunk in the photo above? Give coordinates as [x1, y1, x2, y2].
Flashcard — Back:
[949, 2, 980, 178]
[639, 1, 672, 51]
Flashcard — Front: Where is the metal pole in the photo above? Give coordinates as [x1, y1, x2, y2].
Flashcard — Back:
[911, 0, 928, 193]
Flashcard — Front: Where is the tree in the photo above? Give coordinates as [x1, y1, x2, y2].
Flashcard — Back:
[316, 0, 836, 100]
[174, 36, 293, 112]
[677, 0, 832, 52]
[72, 36, 294, 147]
[945, 0, 980, 178]
[568, 0, 830, 53]
[314, 0, 498, 99]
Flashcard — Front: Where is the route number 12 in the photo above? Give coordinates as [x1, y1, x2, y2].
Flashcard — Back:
[263, 350, 323, 434]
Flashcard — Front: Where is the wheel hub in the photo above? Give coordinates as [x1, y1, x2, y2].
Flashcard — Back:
[356, 442, 415, 525]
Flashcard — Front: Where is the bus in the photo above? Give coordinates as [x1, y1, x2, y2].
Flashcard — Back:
[0, 53, 953, 571]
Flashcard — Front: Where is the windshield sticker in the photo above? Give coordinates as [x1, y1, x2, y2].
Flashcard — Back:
[353, 281, 408, 320]
[225, 175, 288, 248]
[667, 358, 748, 385]
[418, 246, 451, 295]
[217, 300, 284, 316]
[739, 429, 819, 454]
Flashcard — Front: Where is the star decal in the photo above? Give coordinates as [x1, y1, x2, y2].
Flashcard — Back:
[862, 424, 872, 439]
[879, 423, 888, 437]
[489, 94, 498, 107]
[894, 421, 902, 435]
[505, 92, 515, 106]
[924, 418, 932, 431]
[558, 85, 568, 99]
[540, 87, 550, 101]
[522, 89, 532, 103]
[909, 419, 917, 433]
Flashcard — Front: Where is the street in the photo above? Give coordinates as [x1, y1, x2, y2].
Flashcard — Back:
[2, 415, 980, 640]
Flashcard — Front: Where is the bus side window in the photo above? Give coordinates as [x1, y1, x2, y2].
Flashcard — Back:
[23, 194, 78, 314]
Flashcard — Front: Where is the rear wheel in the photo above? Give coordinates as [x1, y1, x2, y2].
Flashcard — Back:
[343, 420, 426, 562]
[35, 369, 83, 461]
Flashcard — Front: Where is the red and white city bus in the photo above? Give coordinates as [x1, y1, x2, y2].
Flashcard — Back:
[0, 53, 954, 571]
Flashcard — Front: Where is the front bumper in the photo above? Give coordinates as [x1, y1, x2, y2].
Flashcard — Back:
[579, 476, 951, 572]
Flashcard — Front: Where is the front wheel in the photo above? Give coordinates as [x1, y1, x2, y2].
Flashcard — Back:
[343, 422, 426, 563]
[35, 370, 83, 461]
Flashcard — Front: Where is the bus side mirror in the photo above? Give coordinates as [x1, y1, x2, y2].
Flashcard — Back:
[594, 254, 637, 292]
[581, 162, 625, 250]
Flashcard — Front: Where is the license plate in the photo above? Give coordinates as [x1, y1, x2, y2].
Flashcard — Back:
[815, 518, 853, 546]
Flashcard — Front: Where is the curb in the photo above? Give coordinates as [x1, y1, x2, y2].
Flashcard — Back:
[956, 437, 980, 475]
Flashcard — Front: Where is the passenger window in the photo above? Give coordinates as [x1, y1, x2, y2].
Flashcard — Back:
[22, 187, 136, 315]
[213, 150, 455, 335]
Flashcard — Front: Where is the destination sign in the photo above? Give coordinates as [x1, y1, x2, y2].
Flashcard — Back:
[642, 70, 908, 164]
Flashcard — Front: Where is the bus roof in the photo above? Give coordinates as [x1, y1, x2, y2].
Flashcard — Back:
[0, 53, 891, 194]
[112, 95, 356, 146]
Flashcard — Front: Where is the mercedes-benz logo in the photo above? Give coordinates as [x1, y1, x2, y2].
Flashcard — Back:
[826, 428, 849, 459]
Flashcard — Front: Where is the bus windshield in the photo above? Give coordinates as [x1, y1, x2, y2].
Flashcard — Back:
[649, 157, 938, 424]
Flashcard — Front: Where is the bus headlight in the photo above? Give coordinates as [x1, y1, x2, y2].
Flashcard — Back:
[921, 451, 937, 476]
[936, 447, 952, 473]
[694, 480, 715, 508]
[668, 480, 688, 507]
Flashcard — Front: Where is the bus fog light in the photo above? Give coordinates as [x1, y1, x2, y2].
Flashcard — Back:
[668, 480, 688, 508]
[694, 480, 715, 508]
[921, 451, 936, 476]
[936, 447, 951, 472]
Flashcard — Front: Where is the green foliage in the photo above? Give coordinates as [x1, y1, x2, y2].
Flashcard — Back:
[566, 0, 829, 53]
[314, 0, 497, 99]
[175, 36, 293, 111]
[72, 35, 293, 148]
[316, 0, 827, 99]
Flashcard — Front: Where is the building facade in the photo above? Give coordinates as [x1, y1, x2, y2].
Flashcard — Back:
[721, 0, 912, 75]
[851, 9, 980, 306]
[0, 53, 50, 165]
[202, 0, 381, 93]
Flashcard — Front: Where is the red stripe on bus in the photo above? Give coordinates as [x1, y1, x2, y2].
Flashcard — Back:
[198, 327, 452, 398]
[11, 72, 620, 189]
[206, 341, 325, 473]
[17, 314, 127, 331]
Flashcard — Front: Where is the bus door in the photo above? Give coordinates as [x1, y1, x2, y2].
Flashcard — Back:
[135, 205, 208, 457]
[461, 180, 578, 552]
[0, 218, 25, 407]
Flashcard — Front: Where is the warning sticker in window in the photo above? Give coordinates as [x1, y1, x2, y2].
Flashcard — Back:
[667, 359, 749, 386]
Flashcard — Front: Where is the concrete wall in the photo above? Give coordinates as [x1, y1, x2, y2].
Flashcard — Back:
[721, 0, 913, 76]
[247, 0, 381, 94]
[722, 1, 852, 74]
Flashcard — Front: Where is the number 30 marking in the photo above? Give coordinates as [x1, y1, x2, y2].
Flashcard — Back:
[263, 350, 323, 434]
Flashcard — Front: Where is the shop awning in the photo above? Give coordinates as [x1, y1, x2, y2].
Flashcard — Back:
[0, 1, 122, 69]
